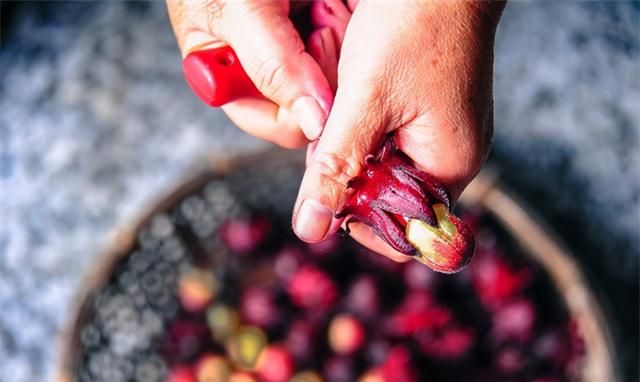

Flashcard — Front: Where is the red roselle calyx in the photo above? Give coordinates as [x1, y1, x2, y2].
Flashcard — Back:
[336, 138, 475, 273]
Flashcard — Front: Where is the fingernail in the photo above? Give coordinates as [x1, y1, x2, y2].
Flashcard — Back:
[292, 96, 326, 140]
[294, 199, 333, 242]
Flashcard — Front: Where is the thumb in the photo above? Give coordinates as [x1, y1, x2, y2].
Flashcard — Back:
[167, 0, 333, 141]
[292, 87, 389, 243]
[219, 2, 334, 140]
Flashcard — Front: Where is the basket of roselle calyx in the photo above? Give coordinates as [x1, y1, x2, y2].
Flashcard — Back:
[60, 150, 617, 382]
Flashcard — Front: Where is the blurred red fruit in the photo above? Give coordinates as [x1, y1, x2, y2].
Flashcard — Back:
[417, 325, 475, 360]
[494, 345, 525, 375]
[328, 314, 366, 355]
[401, 290, 435, 311]
[227, 326, 267, 370]
[178, 268, 217, 313]
[256, 345, 295, 382]
[285, 320, 317, 363]
[274, 246, 304, 280]
[471, 251, 531, 308]
[219, 216, 270, 253]
[345, 276, 380, 318]
[387, 301, 451, 336]
[206, 303, 239, 343]
[358, 368, 384, 382]
[167, 366, 197, 382]
[534, 328, 569, 366]
[195, 353, 231, 382]
[491, 298, 536, 344]
[365, 338, 390, 366]
[323, 356, 356, 382]
[404, 260, 437, 290]
[165, 320, 208, 361]
[290, 370, 324, 382]
[380, 346, 417, 382]
[568, 319, 586, 359]
[240, 286, 281, 327]
[287, 265, 338, 310]
[229, 371, 257, 382]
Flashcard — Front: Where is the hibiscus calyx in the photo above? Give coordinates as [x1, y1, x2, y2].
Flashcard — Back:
[336, 139, 475, 273]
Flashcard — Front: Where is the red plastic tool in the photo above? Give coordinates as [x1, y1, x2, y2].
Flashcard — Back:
[182, 46, 262, 107]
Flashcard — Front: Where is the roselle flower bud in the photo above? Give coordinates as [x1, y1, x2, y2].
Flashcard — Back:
[405, 205, 475, 273]
[336, 139, 474, 273]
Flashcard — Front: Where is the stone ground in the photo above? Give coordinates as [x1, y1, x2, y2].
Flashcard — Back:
[0, 1, 638, 381]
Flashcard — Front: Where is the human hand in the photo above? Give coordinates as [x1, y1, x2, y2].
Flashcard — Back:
[293, 0, 505, 261]
[166, 0, 334, 148]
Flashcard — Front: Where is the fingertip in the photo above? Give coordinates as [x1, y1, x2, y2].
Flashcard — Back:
[292, 198, 334, 243]
[222, 100, 309, 149]
[291, 96, 326, 141]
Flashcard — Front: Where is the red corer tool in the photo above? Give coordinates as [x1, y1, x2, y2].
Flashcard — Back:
[182, 46, 262, 107]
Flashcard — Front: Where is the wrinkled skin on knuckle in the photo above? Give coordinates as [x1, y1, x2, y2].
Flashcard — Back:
[254, 57, 289, 99]
[311, 152, 362, 190]
[203, 0, 227, 34]
[252, 35, 303, 104]
[166, 0, 226, 49]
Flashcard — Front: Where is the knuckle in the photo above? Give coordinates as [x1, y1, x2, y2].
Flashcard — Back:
[204, 0, 227, 33]
[254, 36, 304, 102]
[311, 151, 362, 188]
[255, 57, 289, 97]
